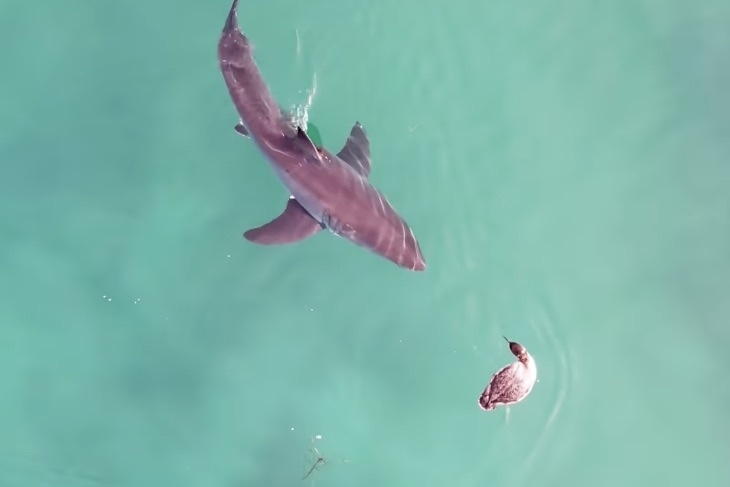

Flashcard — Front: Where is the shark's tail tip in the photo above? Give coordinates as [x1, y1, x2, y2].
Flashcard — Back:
[223, 0, 240, 33]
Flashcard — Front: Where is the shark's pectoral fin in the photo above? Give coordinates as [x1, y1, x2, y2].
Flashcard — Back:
[243, 197, 323, 245]
[336, 121, 371, 177]
[234, 121, 250, 138]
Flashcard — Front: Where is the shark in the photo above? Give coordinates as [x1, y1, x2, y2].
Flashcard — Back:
[217, 0, 426, 271]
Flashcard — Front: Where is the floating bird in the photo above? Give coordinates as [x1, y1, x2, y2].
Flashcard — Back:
[478, 337, 537, 412]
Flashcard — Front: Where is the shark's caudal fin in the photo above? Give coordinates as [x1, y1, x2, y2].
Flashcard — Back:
[243, 197, 323, 245]
[223, 0, 240, 35]
[336, 122, 371, 178]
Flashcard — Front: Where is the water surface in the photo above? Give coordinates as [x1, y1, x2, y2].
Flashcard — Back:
[0, 0, 728, 485]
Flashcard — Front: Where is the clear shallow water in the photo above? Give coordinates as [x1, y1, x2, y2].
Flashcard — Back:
[0, 0, 728, 485]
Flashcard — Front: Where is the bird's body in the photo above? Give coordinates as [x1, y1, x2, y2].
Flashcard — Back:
[479, 338, 537, 411]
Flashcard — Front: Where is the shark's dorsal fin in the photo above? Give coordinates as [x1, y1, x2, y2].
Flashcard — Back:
[243, 197, 323, 244]
[276, 115, 324, 163]
[294, 125, 325, 164]
[278, 113, 298, 138]
[295, 125, 316, 147]
[336, 122, 371, 178]
[234, 121, 250, 138]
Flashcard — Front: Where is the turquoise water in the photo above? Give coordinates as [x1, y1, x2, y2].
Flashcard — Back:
[1, 0, 729, 485]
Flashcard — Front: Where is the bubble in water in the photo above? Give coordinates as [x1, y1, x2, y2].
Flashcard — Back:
[289, 72, 320, 144]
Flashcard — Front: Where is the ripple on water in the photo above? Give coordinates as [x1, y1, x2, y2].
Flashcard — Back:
[448, 274, 573, 486]
[513, 288, 574, 486]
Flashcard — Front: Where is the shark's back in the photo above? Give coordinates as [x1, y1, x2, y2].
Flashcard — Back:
[296, 150, 426, 271]
[218, 0, 283, 136]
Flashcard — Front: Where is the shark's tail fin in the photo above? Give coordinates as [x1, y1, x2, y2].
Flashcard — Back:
[223, 0, 240, 34]
[218, 0, 250, 60]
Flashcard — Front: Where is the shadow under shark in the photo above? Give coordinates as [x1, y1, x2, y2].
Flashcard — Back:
[217, 0, 426, 271]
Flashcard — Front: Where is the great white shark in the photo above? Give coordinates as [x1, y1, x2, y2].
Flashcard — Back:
[217, 0, 426, 271]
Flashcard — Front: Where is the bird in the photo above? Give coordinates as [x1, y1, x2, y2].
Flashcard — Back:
[478, 337, 537, 412]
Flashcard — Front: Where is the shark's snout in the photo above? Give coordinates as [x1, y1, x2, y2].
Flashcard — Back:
[395, 232, 426, 271]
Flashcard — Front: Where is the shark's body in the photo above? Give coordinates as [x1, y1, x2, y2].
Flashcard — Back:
[217, 0, 426, 271]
